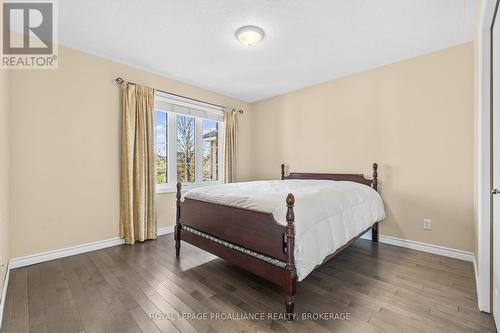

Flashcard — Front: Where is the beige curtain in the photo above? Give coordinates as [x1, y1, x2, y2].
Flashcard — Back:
[224, 108, 237, 183]
[120, 83, 157, 244]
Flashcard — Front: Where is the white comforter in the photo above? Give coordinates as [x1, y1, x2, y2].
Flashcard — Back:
[183, 180, 385, 281]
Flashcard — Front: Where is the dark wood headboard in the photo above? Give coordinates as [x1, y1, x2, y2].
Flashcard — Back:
[280, 163, 378, 191]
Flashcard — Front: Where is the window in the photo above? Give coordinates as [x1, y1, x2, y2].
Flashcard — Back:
[176, 115, 196, 183]
[155, 111, 168, 184]
[154, 91, 224, 192]
[202, 119, 218, 181]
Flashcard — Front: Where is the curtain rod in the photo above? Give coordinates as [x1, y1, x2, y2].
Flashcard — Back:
[115, 77, 244, 114]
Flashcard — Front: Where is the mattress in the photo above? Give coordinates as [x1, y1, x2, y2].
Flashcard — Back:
[183, 179, 385, 281]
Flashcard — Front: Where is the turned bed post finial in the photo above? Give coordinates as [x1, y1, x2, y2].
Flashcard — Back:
[371, 163, 379, 243]
[285, 193, 297, 319]
[286, 193, 295, 271]
[175, 182, 182, 258]
[281, 164, 286, 180]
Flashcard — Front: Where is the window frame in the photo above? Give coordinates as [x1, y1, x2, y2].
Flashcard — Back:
[154, 92, 225, 193]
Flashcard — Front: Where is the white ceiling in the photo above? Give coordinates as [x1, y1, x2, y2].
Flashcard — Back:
[59, 0, 478, 102]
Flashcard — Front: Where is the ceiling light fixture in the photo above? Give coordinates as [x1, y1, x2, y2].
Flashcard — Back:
[235, 26, 265, 47]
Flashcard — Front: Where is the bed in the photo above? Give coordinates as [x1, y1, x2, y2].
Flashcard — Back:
[174, 163, 385, 319]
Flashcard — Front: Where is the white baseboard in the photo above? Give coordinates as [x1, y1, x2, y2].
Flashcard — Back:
[9, 237, 125, 269]
[8, 225, 471, 270]
[158, 225, 175, 236]
[361, 231, 474, 262]
[379, 235, 474, 261]
[0, 261, 11, 330]
[10, 226, 175, 269]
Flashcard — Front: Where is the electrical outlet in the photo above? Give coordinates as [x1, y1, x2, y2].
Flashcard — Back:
[423, 219, 432, 231]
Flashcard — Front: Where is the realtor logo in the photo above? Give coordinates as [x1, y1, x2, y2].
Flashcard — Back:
[1, 0, 58, 69]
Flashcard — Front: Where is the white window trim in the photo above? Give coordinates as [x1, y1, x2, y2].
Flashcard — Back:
[156, 91, 225, 121]
[155, 93, 225, 194]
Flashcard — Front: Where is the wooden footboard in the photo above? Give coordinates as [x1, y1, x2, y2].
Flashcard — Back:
[175, 188, 297, 318]
[174, 163, 380, 319]
[178, 198, 288, 262]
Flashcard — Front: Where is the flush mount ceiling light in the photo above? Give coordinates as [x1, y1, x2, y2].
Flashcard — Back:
[235, 26, 265, 47]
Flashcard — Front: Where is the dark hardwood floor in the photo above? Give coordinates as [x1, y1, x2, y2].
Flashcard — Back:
[0, 235, 496, 333]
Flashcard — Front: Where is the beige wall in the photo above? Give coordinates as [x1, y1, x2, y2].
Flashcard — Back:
[0, 69, 10, 296]
[8, 42, 475, 258]
[9, 46, 251, 258]
[250, 43, 474, 252]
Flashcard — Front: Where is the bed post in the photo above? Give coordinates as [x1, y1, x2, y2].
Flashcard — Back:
[285, 193, 297, 320]
[175, 182, 182, 257]
[371, 163, 379, 242]
[281, 164, 286, 180]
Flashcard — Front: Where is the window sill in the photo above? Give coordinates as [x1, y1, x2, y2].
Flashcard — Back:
[156, 181, 222, 194]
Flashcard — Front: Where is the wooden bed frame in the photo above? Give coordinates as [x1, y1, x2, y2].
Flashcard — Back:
[174, 163, 380, 319]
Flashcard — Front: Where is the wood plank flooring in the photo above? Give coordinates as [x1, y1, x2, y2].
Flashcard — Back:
[0, 235, 496, 333]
